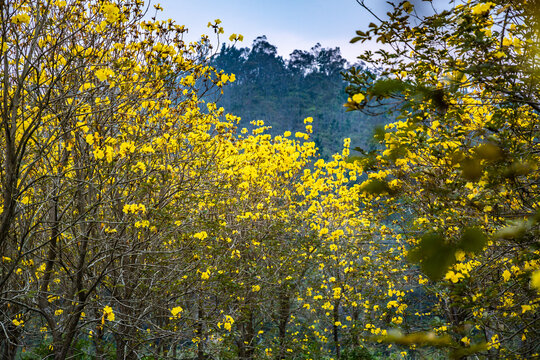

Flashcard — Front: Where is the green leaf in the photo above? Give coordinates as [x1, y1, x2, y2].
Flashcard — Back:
[370, 78, 408, 98]
[361, 179, 390, 195]
[408, 231, 456, 281]
[345, 155, 364, 164]
[372, 125, 386, 142]
[460, 157, 482, 182]
[458, 227, 487, 253]
[494, 220, 529, 240]
[474, 143, 502, 162]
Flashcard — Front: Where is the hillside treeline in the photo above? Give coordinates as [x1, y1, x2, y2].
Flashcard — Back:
[213, 36, 391, 158]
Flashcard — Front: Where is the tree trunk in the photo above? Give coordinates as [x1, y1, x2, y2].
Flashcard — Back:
[197, 300, 205, 360]
[333, 299, 341, 360]
[277, 287, 291, 360]
[1, 322, 20, 360]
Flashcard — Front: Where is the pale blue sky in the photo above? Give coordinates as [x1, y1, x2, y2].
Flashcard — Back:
[155, 0, 396, 62]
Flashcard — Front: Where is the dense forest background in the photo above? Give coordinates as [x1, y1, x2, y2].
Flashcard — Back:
[212, 36, 391, 158]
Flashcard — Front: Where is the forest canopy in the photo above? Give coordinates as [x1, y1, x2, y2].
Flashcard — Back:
[212, 36, 392, 158]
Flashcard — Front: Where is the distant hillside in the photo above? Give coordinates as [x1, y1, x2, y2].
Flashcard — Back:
[213, 36, 393, 158]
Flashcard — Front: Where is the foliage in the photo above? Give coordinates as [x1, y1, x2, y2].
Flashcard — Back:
[212, 37, 392, 158]
[6, 0, 539, 359]
[0, 0, 234, 358]
[346, 0, 540, 358]
[0, 1, 409, 359]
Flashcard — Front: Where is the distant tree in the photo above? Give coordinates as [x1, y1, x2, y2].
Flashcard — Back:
[213, 38, 391, 158]
[314, 45, 347, 77]
[215, 44, 249, 83]
[243, 35, 285, 81]
[288, 49, 316, 75]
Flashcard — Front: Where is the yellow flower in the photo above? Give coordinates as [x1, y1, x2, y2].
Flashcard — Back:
[85, 134, 95, 145]
[105, 146, 114, 163]
[471, 2, 494, 15]
[252, 285, 261, 292]
[12, 13, 31, 24]
[531, 270, 540, 291]
[102, 3, 120, 23]
[454, 250, 465, 262]
[93, 148, 105, 160]
[122, 203, 146, 214]
[95, 68, 115, 82]
[322, 301, 334, 310]
[201, 270, 210, 280]
[193, 231, 208, 240]
[445, 270, 464, 283]
[502, 37, 512, 47]
[502, 270, 511, 282]
[489, 334, 500, 349]
[170, 306, 183, 319]
[103, 305, 115, 322]
[223, 315, 234, 331]
[352, 93, 365, 103]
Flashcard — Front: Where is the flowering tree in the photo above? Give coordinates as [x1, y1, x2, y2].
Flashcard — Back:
[0, 1, 234, 359]
[345, 0, 540, 357]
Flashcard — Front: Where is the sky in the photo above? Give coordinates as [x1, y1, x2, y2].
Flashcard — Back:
[154, 0, 398, 63]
